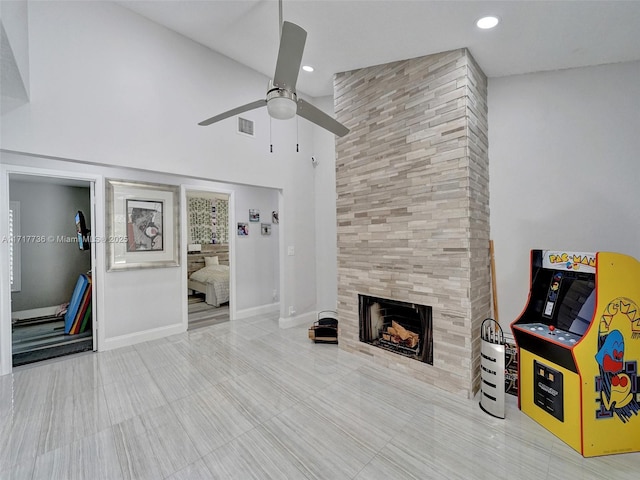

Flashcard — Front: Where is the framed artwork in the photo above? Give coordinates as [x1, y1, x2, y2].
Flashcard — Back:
[261, 223, 271, 236]
[272, 211, 279, 224]
[237, 222, 249, 236]
[106, 179, 180, 271]
[249, 209, 260, 222]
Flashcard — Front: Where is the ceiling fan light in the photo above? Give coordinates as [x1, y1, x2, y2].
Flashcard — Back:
[267, 97, 297, 120]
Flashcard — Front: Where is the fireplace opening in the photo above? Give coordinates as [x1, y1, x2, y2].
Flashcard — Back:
[359, 294, 433, 365]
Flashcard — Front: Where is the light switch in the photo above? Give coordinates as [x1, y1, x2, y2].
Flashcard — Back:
[288, 246, 295, 256]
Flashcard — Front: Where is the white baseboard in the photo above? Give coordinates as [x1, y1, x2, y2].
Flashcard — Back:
[279, 310, 316, 329]
[234, 302, 279, 320]
[11, 305, 59, 320]
[101, 323, 186, 351]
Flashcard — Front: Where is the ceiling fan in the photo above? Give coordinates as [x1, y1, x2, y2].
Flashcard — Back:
[198, 2, 349, 137]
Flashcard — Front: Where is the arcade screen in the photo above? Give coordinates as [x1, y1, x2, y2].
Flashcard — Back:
[527, 267, 596, 336]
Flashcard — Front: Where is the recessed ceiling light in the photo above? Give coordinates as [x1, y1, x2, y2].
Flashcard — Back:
[476, 16, 500, 29]
[302, 65, 314, 72]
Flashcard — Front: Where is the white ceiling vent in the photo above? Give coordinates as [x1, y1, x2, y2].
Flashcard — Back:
[237, 117, 255, 137]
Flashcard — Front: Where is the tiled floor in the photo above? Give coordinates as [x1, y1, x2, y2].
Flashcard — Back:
[1, 313, 638, 479]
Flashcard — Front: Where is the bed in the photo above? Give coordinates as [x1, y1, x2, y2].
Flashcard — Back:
[189, 264, 229, 307]
[187, 246, 230, 307]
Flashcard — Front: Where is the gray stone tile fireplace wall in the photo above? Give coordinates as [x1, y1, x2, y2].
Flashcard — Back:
[334, 48, 491, 398]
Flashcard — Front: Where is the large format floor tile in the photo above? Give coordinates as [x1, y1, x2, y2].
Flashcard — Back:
[32, 428, 123, 480]
[200, 425, 313, 480]
[170, 384, 258, 458]
[113, 404, 200, 480]
[102, 370, 168, 425]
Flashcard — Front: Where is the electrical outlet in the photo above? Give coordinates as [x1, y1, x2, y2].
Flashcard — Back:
[289, 306, 296, 316]
[272, 290, 278, 301]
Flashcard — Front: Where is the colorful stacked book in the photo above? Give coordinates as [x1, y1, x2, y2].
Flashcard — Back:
[64, 274, 92, 334]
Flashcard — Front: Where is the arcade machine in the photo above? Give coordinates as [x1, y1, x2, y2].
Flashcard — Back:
[511, 250, 640, 457]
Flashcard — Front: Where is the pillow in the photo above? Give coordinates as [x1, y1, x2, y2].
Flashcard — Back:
[204, 256, 219, 266]
[204, 264, 229, 272]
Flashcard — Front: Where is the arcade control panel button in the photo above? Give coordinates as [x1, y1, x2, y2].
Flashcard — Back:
[518, 323, 582, 345]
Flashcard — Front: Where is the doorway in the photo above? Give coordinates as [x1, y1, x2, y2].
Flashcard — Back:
[8, 173, 96, 367]
[185, 190, 231, 329]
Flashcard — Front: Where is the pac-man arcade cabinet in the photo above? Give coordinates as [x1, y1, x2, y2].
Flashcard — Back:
[511, 250, 640, 457]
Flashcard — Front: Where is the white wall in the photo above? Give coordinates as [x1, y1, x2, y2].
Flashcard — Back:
[1, 1, 315, 187]
[0, 0, 30, 110]
[0, 1, 326, 343]
[489, 61, 640, 325]
[233, 185, 279, 310]
[277, 140, 318, 321]
[313, 95, 338, 312]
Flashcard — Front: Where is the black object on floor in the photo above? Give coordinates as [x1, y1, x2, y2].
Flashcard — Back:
[308, 310, 338, 344]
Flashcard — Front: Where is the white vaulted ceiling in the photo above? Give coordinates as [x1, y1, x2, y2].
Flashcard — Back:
[118, 0, 640, 98]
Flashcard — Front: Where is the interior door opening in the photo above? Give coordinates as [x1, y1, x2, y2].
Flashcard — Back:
[9, 174, 96, 367]
[185, 189, 231, 330]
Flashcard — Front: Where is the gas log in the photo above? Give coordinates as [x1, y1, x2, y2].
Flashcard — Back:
[381, 320, 419, 348]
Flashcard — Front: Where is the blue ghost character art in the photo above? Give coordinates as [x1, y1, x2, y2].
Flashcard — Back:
[595, 330, 624, 374]
[596, 330, 634, 412]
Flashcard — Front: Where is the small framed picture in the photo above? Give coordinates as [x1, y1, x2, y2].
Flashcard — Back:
[272, 211, 279, 224]
[249, 209, 260, 222]
[261, 223, 271, 236]
[237, 222, 249, 236]
[126, 200, 163, 252]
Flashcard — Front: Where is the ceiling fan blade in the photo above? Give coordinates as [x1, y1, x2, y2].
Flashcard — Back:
[198, 99, 267, 126]
[273, 21, 307, 91]
[296, 99, 349, 137]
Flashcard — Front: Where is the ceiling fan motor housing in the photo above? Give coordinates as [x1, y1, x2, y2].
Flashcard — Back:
[266, 83, 298, 120]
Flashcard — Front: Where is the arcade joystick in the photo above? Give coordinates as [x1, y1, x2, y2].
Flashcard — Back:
[549, 325, 556, 335]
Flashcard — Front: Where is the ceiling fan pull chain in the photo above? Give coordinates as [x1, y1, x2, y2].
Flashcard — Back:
[296, 115, 299, 152]
[270, 117, 273, 153]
